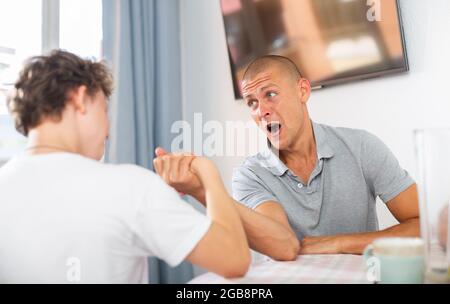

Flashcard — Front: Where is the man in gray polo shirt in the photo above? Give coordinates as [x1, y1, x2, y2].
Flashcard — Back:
[233, 55, 419, 257]
[155, 55, 420, 262]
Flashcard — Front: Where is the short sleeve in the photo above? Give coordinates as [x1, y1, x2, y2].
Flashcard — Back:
[232, 165, 278, 210]
[360, 131, 415, 203]
[132, 175, 211, 267]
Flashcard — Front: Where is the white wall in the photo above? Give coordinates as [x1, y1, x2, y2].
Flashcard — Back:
[180, 0, 450, 229]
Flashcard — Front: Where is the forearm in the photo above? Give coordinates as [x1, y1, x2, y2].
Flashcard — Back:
[190, 189, 299, 260]
[340, 218, 420, 254]
[203, 178, 242, 232]
[194, 161, 249, 257]
[235, 203, 299, 261]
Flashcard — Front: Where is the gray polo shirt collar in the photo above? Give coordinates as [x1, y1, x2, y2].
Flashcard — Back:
[262, 121, 335, 177]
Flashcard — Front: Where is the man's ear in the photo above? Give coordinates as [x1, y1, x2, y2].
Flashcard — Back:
[69, 85, 88, 115]
[297, 78, 311, 104]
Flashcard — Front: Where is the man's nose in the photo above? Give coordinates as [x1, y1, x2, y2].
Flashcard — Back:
[257, 101, 271, 118]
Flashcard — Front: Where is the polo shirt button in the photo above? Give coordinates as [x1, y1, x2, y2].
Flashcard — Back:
[297, 183, 304, 189]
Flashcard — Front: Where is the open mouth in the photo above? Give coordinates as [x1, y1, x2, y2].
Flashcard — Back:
[267, 122, 282, 136]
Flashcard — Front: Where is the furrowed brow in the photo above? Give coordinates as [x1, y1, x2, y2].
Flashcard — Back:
[242, 76, 271, 92]
[258, 84, 278, 93]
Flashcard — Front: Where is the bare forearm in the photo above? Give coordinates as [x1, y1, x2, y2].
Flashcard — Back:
[190, 189, 299, 260]
[340, 218, 420, 254]
[235, 203, 299, 261]
[193, 161, 249, 258]
[203, 179, 242, 232]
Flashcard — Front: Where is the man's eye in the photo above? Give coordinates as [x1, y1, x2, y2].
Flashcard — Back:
[247, 100, 258, 109]
[267, 91, 277, 98]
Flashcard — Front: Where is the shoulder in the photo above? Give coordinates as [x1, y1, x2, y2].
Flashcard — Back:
[319, 123, 372, 142]
[59, 155, 174, 199]
[317, 123, 383, 151]
[234, 151, 268, 173]
[99, 162, 170, 191]
[232, 151, 273, 183]
[98, 162, 184, 212]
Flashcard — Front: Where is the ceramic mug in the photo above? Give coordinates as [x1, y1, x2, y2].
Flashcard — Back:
[364, 237, 425, 284]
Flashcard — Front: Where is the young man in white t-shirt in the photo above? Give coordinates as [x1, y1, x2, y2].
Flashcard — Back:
[0, 50, 250, 283]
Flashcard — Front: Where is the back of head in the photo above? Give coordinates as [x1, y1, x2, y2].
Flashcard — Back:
[7, 50, 113, 136]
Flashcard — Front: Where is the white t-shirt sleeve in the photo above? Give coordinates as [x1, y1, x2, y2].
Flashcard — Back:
[132, 175, 211, 267]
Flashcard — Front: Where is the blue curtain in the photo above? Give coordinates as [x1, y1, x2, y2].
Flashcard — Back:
[102, 0, 193, 284]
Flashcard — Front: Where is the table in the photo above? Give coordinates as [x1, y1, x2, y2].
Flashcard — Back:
[189, 254, 370, 284]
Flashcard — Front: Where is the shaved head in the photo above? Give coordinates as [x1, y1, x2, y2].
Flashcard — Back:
[242, 55, 302, 83]
[240, 55, 311, 152]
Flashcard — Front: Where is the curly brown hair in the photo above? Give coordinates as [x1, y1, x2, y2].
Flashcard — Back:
[7, 50, 113, 136]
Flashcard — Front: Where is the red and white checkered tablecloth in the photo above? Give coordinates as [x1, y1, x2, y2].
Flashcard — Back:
[189, 254, 370, 284]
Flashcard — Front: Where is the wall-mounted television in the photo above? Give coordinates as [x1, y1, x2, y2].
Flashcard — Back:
[220, 0, 409, 99]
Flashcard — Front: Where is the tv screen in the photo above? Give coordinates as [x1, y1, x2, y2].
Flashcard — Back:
[220, 0, 409, 98]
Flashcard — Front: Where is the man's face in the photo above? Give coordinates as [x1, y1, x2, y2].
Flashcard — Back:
[241, 67, 309, 151]
[77, 90, 109, 161]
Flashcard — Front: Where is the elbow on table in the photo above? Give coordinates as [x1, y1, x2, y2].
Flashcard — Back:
[285, 242, 300, 261]
[272, 237, 300, 261]
[220, 251, 251, 279]
[216, 231, 251, 278]
[286, 240, 300, 261]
